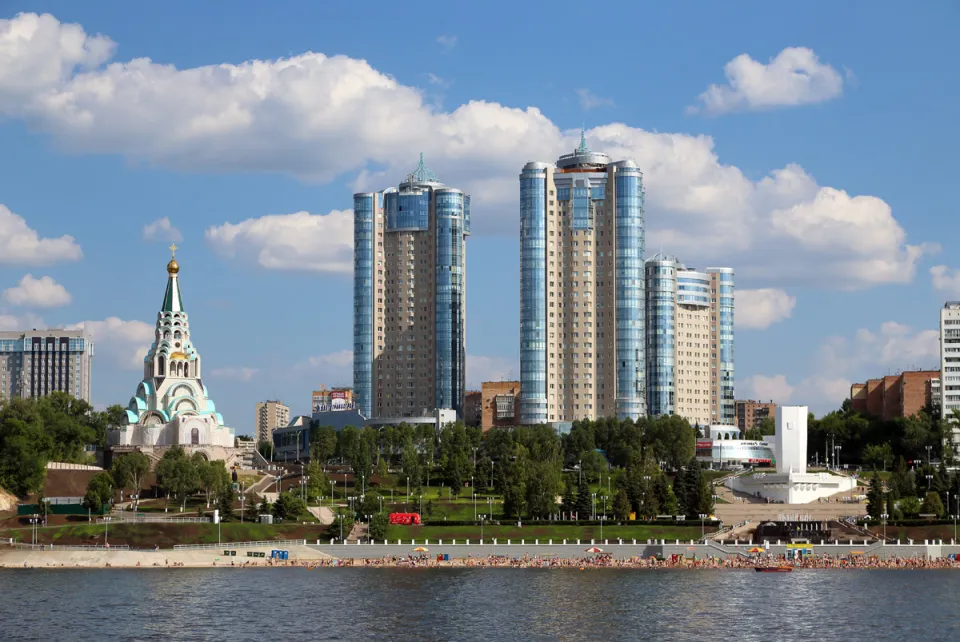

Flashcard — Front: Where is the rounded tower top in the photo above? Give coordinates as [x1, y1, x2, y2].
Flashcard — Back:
[167, 243, 180, 275]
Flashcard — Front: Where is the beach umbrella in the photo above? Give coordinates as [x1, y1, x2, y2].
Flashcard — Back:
[747, 547, 765, 553]
[413, 546, 428, 552]
[585, 547, 604, 553]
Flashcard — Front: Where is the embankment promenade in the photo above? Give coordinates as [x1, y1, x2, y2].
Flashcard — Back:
[4, 538, 960, 569]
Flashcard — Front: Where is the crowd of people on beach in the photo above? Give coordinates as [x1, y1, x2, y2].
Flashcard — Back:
[4, 552, 960, 570]
[234, 552, 960, 570]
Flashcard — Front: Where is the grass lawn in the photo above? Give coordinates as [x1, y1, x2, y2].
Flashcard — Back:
[0, 522, 329, 548]
[383, 523, 704, 543]
[382, 499, 504, 521]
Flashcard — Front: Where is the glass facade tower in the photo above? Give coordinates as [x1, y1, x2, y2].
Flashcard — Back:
[644, 255, 735, 427]
[518, 134, 646, 424]
[353, 155, 470, 419]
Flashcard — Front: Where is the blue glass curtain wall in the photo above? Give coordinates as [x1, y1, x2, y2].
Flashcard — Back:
[352, 194, 376, 417]
[435, 190, 466, 414]
[614, 170, 646, 420]
[519, 169, 548, 423]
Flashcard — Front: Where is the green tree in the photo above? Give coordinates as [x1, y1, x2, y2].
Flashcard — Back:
[574, 481, 593, 520]
[218, 483, 236, 520]
[155, 446, 199, 511]
[921, 491, 945, 517]
[369, 512, 389, 541]
[899, 496, 921, 518]
[82, 471, 115, 515]
[863, 443, 894, 471]
[257, 439, 274, 460]
[196, 457, 230, 508]
[613, 488, 631, 521]
[561, 477, 577, 516]
[309, 425, 338, 464]
[111, 451, 151, 502]
[654, 474, 679, 516]
[866, 471, 884, 519]
[272, 491, 307, 521]
[305, 461, 331, 504]
[327, 508, 354, 541]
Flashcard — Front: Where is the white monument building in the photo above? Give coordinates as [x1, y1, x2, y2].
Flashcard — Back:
[727, 405, 857, 503]
[108, 246, 239, 465]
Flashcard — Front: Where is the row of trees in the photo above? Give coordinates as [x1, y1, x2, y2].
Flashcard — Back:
[865, 457, 960, 521]
[0, 393, 127, 497]
[810, 402, 954, 467]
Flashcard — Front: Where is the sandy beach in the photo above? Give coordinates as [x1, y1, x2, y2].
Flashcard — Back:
[0, 545, 332, 569]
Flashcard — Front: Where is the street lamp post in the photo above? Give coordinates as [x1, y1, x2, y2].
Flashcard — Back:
[240, 482, 246, 524]
[473, 491, 477, 522]
[881, 512, 889, 541]
[406, 476, 410, 509]
[927, 445, 933, 468]
[104, 516, 111, 548]
[480, 514, 486, 542]
[699, 513, 708, 542]
[927, 474, 934, 491]
[591, 493, 596, 521]
[600, 515, 605, 541]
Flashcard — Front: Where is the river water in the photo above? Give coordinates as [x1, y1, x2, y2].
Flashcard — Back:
[1, 568, 958, 641]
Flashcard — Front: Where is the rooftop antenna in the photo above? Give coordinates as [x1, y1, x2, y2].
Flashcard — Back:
[577, 125, 589, 154]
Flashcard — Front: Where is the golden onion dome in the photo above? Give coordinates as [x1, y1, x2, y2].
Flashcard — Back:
[167, 258, 180, 275]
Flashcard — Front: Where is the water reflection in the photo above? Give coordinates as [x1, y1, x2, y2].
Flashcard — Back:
[2, 569, 960, 641]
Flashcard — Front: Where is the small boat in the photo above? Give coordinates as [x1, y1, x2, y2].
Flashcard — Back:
[754, 566, 793, 573]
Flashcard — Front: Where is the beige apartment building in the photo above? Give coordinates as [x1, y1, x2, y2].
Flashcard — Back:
[353, 155, 469, 419]
[518, 134, 646, 424]
[255, 400, 289, 443]
[645, 254, 735, 427]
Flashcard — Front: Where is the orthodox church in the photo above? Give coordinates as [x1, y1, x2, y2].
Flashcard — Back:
[108, 246, 239, 464]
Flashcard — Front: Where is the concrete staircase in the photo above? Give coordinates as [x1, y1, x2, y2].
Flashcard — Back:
[347, 522, 368, 543]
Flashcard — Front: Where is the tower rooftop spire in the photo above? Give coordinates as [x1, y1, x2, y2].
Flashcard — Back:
[577, 126, 589, 154]
[406, 152, 440, 184]
[162, 246, 184, 312]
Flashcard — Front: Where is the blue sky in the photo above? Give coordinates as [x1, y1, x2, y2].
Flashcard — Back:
[1, 1, 958, 432]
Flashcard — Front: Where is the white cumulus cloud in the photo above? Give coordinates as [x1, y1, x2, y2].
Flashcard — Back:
[930, 265, 960, 297]
[0, 14, 929, 290]
[742, 321, 939, 414]
[0, 204, 83, 266]
[436, 35, 457, 50]
[67, 317, 154, 369]
[576, 88, 614, 111]
[142, 217, 183, 243]
[3, 274, 72, 307]
[690, 46, 845, 115]
[735, 288, 796, 329]
[209, 366, 258, 382]
[0, 311, 46, 331]
[467, 354, 517, 389]
[205, 210, 353, 274]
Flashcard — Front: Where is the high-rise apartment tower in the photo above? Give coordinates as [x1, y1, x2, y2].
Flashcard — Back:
[0, 329, 93, 403]
[353, 155, 470, 419]
[645, 254, 734, 426]
[255, 400, 289, 444]
[518, 133, 645, 424]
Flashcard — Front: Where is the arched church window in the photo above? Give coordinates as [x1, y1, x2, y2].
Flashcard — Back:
[158, 356, 165, 376]
[184, 362, 190, 377]
[175, 331, 182, 340]
[191, 427, 199, 445]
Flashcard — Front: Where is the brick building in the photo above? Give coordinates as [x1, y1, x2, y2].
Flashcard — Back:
[734, 400, 777, 432]
[464, 390, 482, 427]
[849, 370, 939, 421]
[481, 381, 520, 432]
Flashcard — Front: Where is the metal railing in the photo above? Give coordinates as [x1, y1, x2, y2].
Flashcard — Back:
[100, 515, 211, 524]
[173, 539, 307, 550]
[4, 542, 130, 551]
